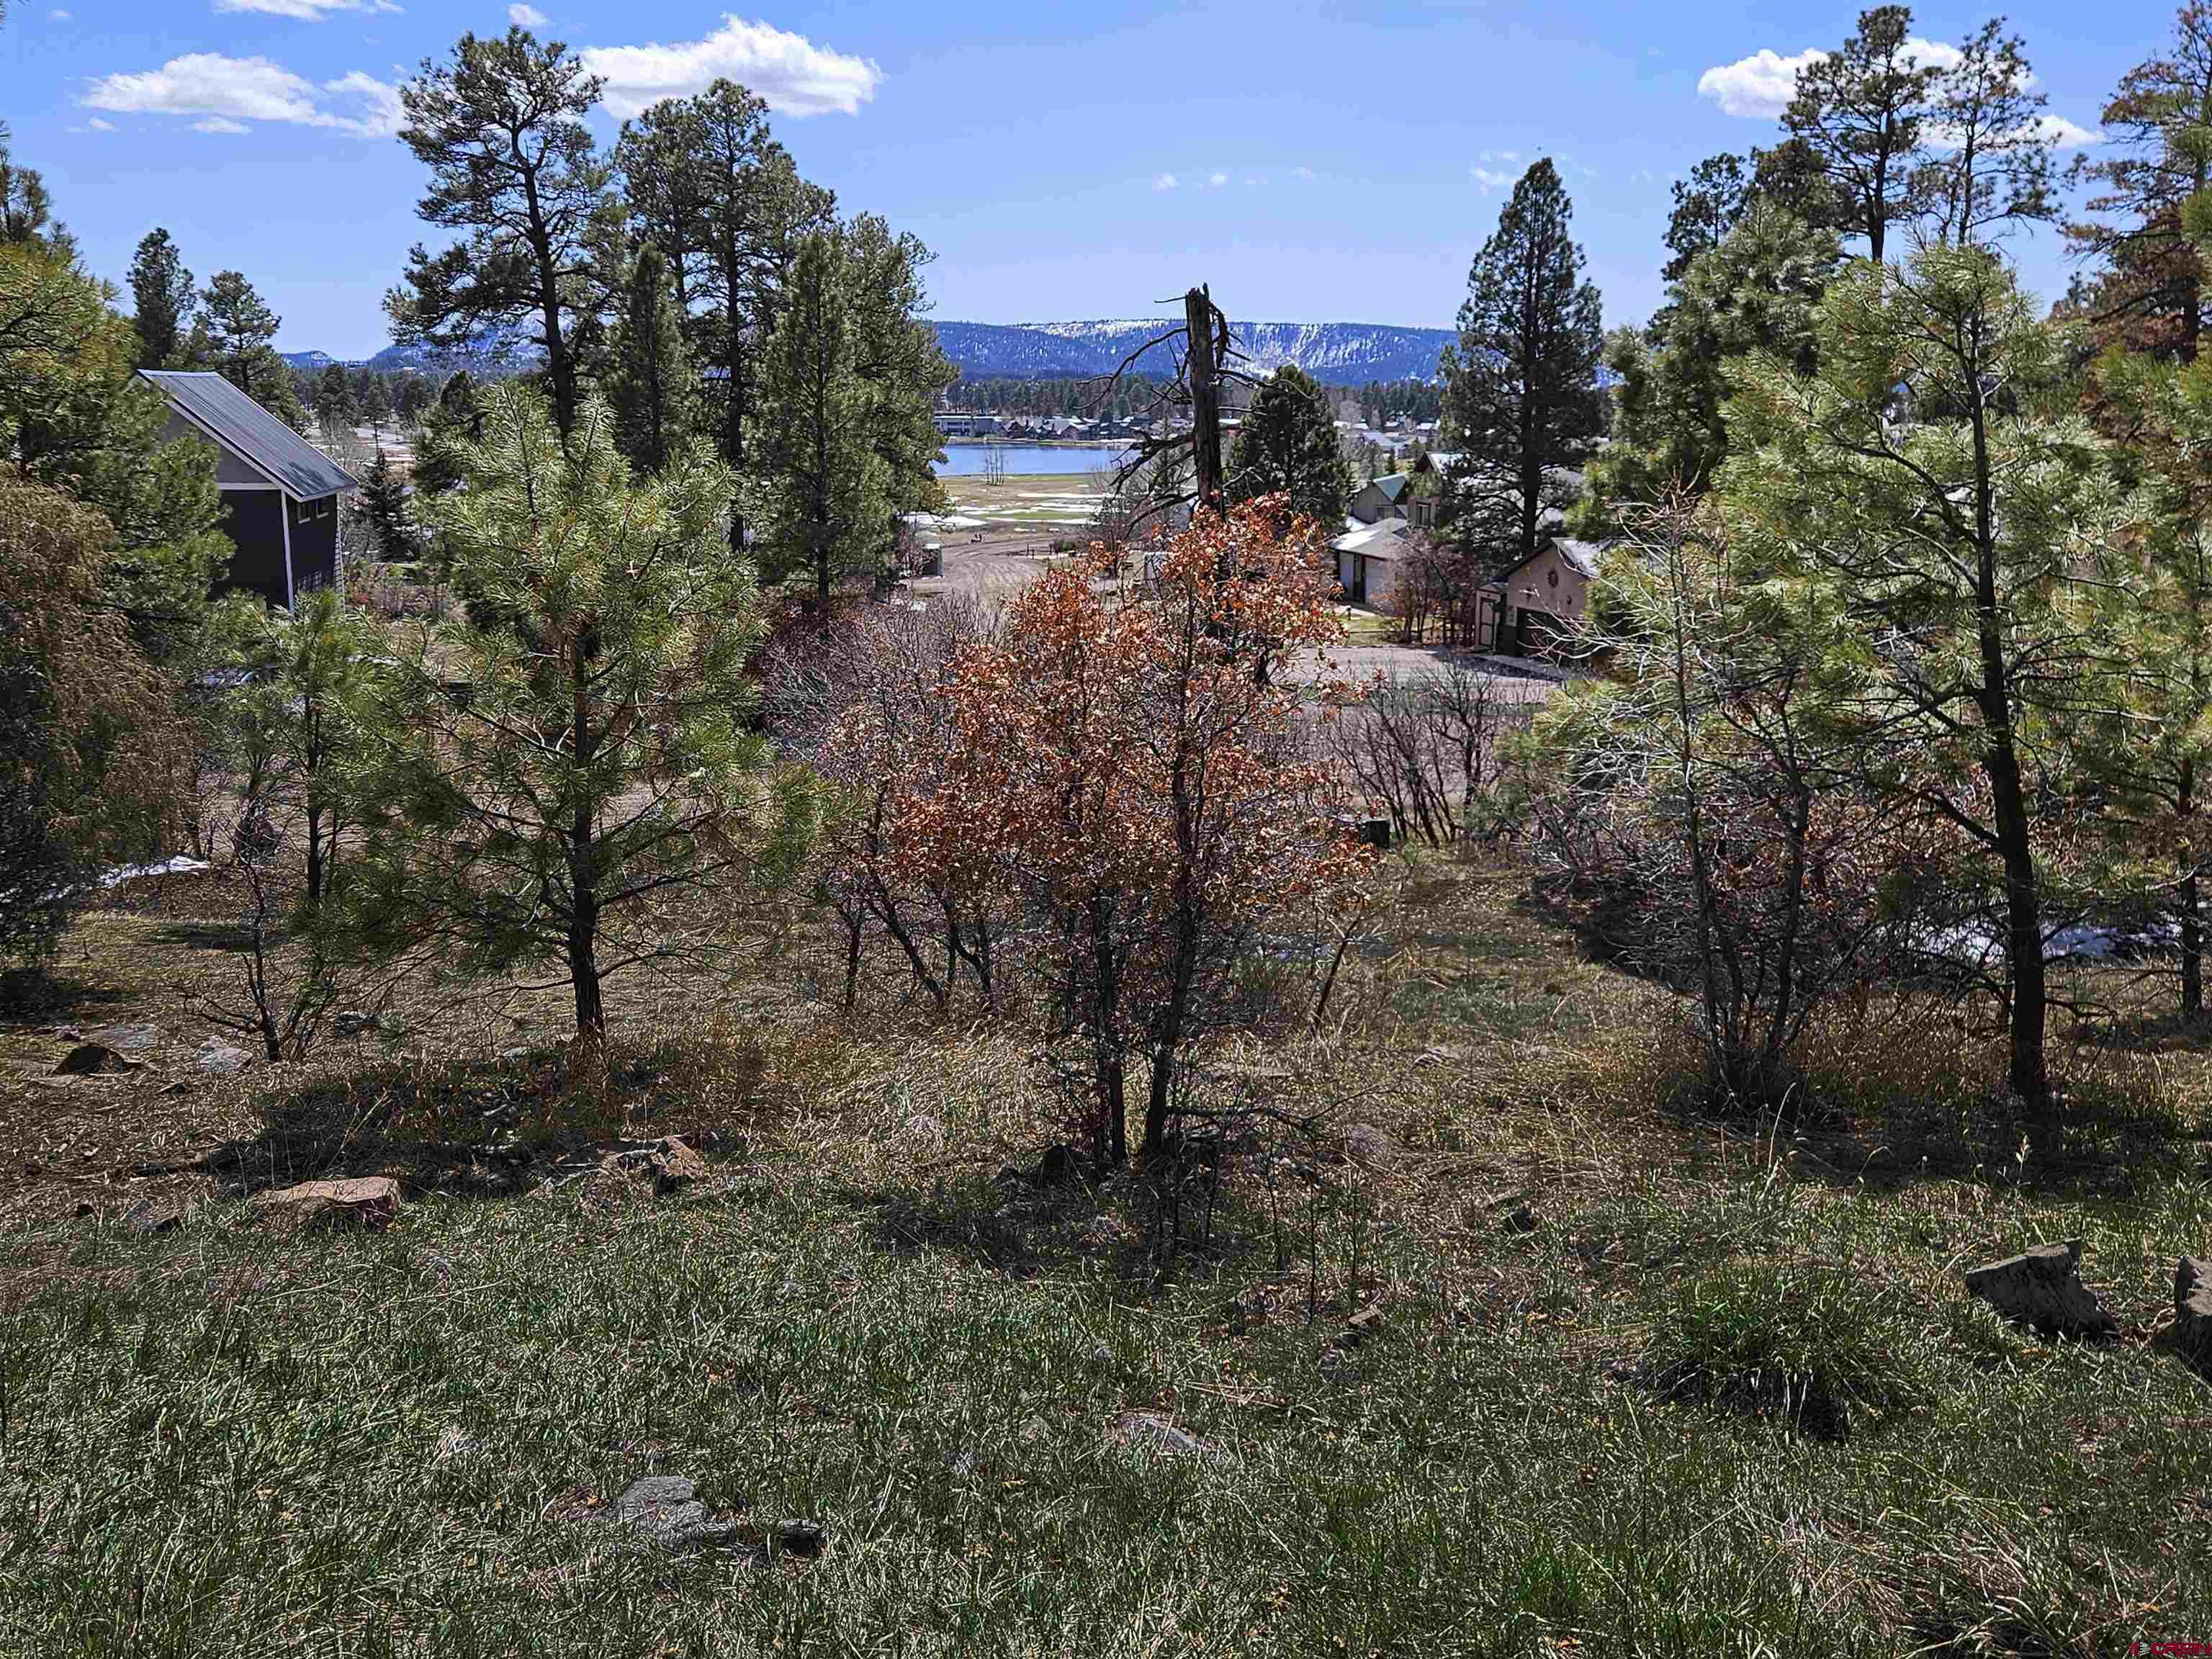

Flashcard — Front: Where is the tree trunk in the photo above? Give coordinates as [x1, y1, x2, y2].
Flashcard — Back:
[304, 801, 325, 910]
[1090, 893, 1129, 1168]
[2183, 760, 2202, 1018]
[1186, 287, 1224, 520]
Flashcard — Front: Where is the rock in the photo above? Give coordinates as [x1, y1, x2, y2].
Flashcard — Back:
[2176, 1257, 2212, 1370]
[611, 1475, 745, 1549]
[1964, 1240, 2120, 1339]
[1110, 1411, 1218, 1462]
[120, 1197, 190, 1236]
[251, 1176, 401, 1233]
[765, 1519, 827, 1560]
[194, 1043, 252, 1076]
[83, 1023, 159, 1054]
[55, 1043, 137, 1076]
[1338, 1303, 1388, 1349]
[332, 1010, 382, 1037]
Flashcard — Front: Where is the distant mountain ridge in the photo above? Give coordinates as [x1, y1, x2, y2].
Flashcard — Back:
[284, 319, 1455, 386]
[929, 319, 1455, 385]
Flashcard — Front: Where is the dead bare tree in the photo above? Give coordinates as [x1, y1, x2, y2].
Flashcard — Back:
[1089, 285, 1254, 542]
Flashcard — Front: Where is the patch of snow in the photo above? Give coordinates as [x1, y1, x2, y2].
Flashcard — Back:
[101, 856, 210, 889]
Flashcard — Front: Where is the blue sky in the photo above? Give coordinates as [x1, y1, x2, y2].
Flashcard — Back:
[0, 1, 2163, 359]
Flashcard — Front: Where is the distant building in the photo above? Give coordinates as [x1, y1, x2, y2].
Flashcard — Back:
[142, 370, 358, 607]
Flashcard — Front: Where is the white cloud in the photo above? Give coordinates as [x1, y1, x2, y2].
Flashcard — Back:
[1471, 166, 1512, 192]
[1207, 170, 1228, 187]
[1478, 148, 1521, 166]
[509, 3, 549, 24]
[213, 0, 402, 16]
[1699, 36, 1969, 120]
[2030, 113, 2103, 148]
[1293, 165, 1314, 181]
[1696, 46, 1825, 118]
[50, 9, 72, 19]
[1152, 172, 1178, 190]
[82, 53, 403, 138]
[580, 15, 881, 119]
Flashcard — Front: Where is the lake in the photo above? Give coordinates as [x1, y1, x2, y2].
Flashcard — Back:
[935, 444, 1132, 478]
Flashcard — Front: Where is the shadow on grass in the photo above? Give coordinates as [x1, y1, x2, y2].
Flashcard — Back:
[148, 920, 262, 953]
[0, 970, 135, 1022]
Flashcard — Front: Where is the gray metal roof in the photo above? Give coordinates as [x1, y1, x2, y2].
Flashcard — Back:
[141, 371, 358, 500]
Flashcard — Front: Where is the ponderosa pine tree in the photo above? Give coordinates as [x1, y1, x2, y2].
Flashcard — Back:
[605, 240, 695, 475]
[1917, 20, 2057, 248]
[755, 229, 889, 605]
[842, 213, 955, 558]
[2066, 4, 2212, 361]
[193, 271, 282, 400]
[0, 234, 226, 664]
[1722, 247, 2123, 1107]
[334, 385, 812, 1040]
[127, 228, 194, 370]
[387, 27, 613, 436]
[1782, 5, 1940, 266]
[315, 363, 354, 443]
[1579, 202, 1840, 531]
[1228, 364, 1352, 526]
[1439, 158, 1605, 566]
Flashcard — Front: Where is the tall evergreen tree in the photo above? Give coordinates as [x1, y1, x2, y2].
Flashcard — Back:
[756, 230, 889, 606]
[1723, 247, 2123, 1107]
[605, 240, 695, 475]
[412, 369, 480, 498]
[1665, 155, 1752, 282]
[1228, 364, 1352, 526]
[842, 213, 955, 559]
[194, 270, 282, 399]
[127, 228, 194, 370]
[1783, 5, 1940, 266]
[315, 364, 355, 441]
[2065, 4, 2212, 361]
[387, 26, 613, 436]
[1439, 158, 1606, 566]
[1918, 20, 2057, 248]
[1579, 202, 1840, 531]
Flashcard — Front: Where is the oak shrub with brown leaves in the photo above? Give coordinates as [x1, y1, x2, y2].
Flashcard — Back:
[888, 501, 1372, 1168]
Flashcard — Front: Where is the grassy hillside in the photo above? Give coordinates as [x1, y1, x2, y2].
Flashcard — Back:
[3, 855, 2208, 1655]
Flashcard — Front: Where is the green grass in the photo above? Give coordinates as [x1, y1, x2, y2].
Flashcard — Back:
[5, 860, 2212, 1653]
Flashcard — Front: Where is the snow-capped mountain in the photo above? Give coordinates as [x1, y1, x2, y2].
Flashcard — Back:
[930, 319, 1455, 385]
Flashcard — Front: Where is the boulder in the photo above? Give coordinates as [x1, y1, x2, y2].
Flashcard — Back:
[194, 1043, 252, 1076]
[332, 1010, 382, 1037]
[1964, 1240, 2120, 1339]
[251, 1176, 400, 1233]
[83, 1023, 160, 1054]
[611, 1475, 746, 1550]
[2176, 1257, 2212, 1370]
[55, 1043, 137, 1076]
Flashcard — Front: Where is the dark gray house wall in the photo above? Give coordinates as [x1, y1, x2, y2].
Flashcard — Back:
[287, 493, 340, 595]
[217, 492, 289, 606]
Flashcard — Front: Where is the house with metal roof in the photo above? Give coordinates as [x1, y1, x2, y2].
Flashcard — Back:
[140, 370, 358, 608]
